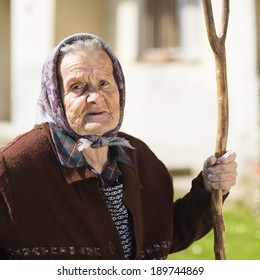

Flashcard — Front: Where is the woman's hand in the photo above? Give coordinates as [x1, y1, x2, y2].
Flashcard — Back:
[202, 151, 237, 195]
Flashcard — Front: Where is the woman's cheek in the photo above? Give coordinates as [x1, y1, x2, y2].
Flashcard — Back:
[65, 95, 86, 118]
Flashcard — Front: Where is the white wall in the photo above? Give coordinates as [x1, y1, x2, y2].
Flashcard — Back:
[120, 0, 260, 175]
[10, 0, 56, 133]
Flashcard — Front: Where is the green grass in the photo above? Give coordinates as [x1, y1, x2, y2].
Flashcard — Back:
[168, 202, 260, 260]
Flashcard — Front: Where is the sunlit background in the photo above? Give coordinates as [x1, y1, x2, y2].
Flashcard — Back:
[0, 0, 259, 259]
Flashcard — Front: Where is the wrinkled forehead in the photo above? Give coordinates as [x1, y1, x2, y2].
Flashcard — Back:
[53, 35, 123, 82]
[43, 33, 125, 86]
[55, 34, 116, 67]
[58, 48, 114, 75]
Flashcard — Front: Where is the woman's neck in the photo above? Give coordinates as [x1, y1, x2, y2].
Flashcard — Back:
[81, 146, 109, 174]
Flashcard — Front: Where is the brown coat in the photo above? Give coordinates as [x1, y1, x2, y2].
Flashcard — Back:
[0, 124, 213, 260]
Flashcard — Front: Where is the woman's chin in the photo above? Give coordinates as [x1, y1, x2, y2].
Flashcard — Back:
[74, 124, 107, 136]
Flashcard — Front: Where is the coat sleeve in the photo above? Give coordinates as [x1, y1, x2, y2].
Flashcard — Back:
[170, 172, 213, 253]
[0, 155, 14, 240]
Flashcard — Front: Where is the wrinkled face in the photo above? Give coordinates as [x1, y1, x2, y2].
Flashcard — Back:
[58, 48, 120, 136]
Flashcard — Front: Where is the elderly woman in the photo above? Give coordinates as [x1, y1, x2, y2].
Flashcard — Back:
[0, 33, 237, 260]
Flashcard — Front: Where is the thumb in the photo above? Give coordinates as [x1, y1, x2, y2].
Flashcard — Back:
[204, 155, 217, 169]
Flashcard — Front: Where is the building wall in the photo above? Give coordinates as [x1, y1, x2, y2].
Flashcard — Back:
[120, 0, 260, 173]
[0, 0, 11, 120]
[54, 0, 108, 44]
[10, 0, 55, 133]
[255, 0, 260, 72]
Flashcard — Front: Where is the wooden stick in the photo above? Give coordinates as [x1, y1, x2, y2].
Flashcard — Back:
[201, 0, 230, 260]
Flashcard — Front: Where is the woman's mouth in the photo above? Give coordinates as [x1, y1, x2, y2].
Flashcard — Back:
[87, 111, 105, 116]
[84, 111, 108, 121]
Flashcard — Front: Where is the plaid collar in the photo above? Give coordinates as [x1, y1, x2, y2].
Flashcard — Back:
[48, 123, 134, 183]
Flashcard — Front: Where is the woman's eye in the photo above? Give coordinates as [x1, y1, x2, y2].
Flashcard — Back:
[71, 84, 85, 91]
[100, 80, 109, 87]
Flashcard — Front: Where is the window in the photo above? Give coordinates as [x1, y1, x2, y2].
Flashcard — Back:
[139, 0, 199, 62]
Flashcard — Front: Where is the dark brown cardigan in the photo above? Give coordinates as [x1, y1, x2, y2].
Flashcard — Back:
[0, 124, 212, 259]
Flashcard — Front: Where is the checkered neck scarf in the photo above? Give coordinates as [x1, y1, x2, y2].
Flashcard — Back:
[49, 123, 134, 173]
[36, 33, 133, 150]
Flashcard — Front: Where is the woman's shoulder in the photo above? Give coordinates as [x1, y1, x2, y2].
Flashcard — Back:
[118, 131, 154, 157]
[0, 124, 52, 236]
[118, 131, 150, 149]
[0, 124, 50, 153]
[0, 124, 53, 167]
[118, 131, 167, 169]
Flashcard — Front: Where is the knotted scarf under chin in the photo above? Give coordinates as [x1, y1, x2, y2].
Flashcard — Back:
[77, 136, 135, 151]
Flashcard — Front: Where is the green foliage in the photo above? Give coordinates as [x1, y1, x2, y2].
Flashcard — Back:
[168, 202, 260, 260]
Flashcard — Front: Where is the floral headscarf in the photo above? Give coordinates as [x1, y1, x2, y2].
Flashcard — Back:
[36, 33, 133, 150]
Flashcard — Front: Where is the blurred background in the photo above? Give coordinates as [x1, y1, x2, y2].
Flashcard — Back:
[0, 0, 259, 259]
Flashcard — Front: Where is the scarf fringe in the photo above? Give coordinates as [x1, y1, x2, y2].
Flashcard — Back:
[77, 136, 135, 151]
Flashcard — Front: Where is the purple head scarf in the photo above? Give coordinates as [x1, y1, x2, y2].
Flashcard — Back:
[36, 33, 133, 150]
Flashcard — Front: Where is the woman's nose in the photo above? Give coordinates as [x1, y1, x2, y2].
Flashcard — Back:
[86, 91, 103, 103]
